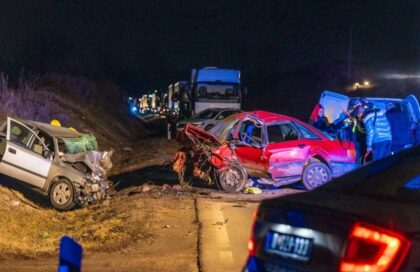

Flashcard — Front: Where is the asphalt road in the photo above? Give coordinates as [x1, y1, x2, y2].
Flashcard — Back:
[198, 199, 258, 272]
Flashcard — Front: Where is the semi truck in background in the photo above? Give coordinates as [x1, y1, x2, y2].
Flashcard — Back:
[190, 67, 243, 114]
[167, 81, 188, 113]
[165, 67, 245, 138]
[166, 67, 244, 116]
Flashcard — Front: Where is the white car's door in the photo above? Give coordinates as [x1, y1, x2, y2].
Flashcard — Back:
[0, 117, 52, 188]
[404, 94, 420, 144]
[319, 90, 349, 124]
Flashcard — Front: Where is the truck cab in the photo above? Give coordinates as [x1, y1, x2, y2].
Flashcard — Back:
[190, 67, 242, 114]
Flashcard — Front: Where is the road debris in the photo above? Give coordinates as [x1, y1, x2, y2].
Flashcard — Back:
[123, 147, 134, 152]
[141, 184, 152, 193]
[244, 187, 263, 195]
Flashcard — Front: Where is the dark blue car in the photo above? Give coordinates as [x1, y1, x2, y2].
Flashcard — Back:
[245, 146, 420, 272]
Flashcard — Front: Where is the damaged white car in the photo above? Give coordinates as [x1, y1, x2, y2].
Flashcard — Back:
[0, 117, 112, 210]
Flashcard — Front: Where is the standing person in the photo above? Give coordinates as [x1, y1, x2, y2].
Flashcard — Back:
[308, 104, 331, 132]
[331, 98, 363, 161]
[356, 104, 392, 161]
[353, 105, 368, 164]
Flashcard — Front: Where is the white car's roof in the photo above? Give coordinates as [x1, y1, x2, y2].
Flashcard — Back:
[23, 120, 82, 138]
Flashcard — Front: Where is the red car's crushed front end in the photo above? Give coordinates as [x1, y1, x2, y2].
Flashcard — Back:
[173, 124, 234, 182]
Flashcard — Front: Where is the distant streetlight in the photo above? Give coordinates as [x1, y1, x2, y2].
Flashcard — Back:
[347, 79, 373, 92]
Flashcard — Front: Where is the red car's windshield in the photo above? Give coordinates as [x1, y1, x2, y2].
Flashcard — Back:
[208, 115, 241, 142]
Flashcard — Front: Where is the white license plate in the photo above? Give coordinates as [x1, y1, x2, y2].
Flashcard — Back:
[265, 231, 313, 262]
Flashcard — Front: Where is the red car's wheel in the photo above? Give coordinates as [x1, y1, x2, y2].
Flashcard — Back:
[302, 162, 331, 190]
[218, 161, 247, 193]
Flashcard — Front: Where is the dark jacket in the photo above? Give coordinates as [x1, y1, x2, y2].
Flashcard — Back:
[309, 116, 330, 131]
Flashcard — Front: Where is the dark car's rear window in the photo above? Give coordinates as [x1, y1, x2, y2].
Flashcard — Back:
[321, 148, 420, 200]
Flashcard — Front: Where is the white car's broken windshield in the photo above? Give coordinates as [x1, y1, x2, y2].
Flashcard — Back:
[60, 134, 98, 154]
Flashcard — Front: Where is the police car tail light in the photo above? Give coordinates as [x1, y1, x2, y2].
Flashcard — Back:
[340, 222, 411, 272]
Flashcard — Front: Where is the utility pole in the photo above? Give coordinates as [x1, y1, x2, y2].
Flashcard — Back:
[347, 24, 353, 83]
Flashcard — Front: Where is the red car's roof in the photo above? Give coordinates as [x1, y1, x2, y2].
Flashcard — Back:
[235, 110, 301, 123]
[232, 110, 328, 139]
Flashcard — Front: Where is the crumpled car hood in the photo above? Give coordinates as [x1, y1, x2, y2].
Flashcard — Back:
[61, 150, 113, 206]
[62, 150, 113, 176]
[176, 124, 222, 148]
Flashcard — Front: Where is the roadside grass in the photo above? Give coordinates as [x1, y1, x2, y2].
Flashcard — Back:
[0, 186, 153, 260]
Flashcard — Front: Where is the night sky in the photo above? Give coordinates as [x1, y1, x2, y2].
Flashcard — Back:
[0, 1, 419, 92]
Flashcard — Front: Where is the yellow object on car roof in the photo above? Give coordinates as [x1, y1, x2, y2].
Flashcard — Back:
[50, 119, 62, 127]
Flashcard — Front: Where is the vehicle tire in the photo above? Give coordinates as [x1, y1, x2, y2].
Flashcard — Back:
[204, 124, 214, 131]
[302, 162, 331, 190]
[218, 161, 247, 193]
[50, 178, 76, 211]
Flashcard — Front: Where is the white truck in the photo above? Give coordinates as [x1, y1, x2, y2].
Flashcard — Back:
[190, 67, 243, 114]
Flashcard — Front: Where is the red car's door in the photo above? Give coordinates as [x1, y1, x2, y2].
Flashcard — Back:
[263, 123, 309, 179]
[234, 145, 265, 177]
[233, 118, 267, 178]
[266, 121, 356, 180]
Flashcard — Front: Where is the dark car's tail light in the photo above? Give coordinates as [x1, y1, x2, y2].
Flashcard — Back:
[247, 209, 258, 257]
[340, 222, 411, 272]
[245, 209, 259, 272]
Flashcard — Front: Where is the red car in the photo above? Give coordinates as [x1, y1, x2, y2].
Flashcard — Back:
[173, 111, 356, 192]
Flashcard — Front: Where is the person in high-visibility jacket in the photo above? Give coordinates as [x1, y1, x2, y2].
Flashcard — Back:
[355, 104, 392, 162]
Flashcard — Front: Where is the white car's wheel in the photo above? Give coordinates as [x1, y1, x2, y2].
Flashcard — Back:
[50, 178, 76, 210]
[302, 162, 331, 190]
